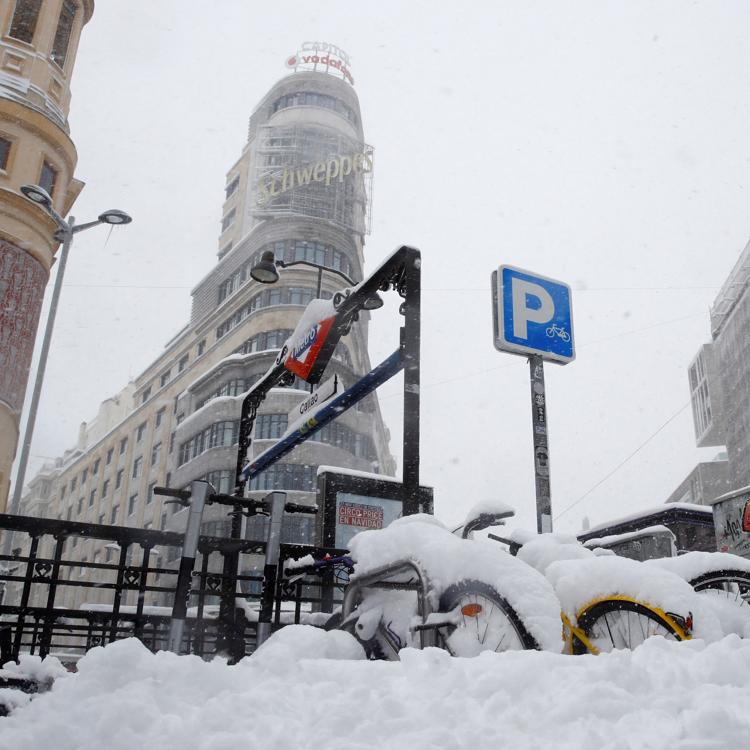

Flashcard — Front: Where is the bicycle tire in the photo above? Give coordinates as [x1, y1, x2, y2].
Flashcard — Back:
[689, 569, 750, 606]
[572, 597, 687, 655]
[438, 580, 539, 656]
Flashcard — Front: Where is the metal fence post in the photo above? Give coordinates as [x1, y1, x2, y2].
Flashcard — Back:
[255, 492, 286, 647]
[167, 480, 209, 654]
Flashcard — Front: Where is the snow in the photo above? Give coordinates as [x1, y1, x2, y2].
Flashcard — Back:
[647, 550, 750, 583]
[583, 524, 675, 549]
[347, 515, 563, 652]
[516, 531, 594, 574]
[583, 502, 711, 537]
[5, 635, 750, 748]
[316, 464, 403, 482]
[0, 653, 69, 713]
[462, 498, 515, 527]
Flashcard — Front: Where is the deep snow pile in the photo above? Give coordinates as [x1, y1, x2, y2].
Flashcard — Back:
[4, 632, 750, 749]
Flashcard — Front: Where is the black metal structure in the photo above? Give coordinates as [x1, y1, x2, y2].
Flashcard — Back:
[217, 246, 421, 657]
[0, 513, 345, 663]
[577, 505, 716, 553]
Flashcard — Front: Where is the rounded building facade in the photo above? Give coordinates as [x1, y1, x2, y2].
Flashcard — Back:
[170, 69, 393, 546]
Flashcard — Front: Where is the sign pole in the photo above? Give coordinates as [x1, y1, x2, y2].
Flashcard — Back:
[529, 355, 552, 533]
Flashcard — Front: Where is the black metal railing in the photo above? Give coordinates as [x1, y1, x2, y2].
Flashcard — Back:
[0, 513, 344, 664]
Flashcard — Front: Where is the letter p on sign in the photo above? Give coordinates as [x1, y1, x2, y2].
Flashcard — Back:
[492, 265, 575, 364]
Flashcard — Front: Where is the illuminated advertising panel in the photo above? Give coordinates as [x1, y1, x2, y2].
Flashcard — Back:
[318, 469, 434, 549]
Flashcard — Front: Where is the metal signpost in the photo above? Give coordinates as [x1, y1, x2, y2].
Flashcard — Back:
[492, 265, 575, 533]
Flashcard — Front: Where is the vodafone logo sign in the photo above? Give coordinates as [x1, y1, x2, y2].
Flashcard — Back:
[284, 42, 354, 85]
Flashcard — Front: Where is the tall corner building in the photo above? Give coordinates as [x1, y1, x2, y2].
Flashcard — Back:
[19, 50, 395, 607]
[669, 236, 750, 506]
[0, 0, 94, 509]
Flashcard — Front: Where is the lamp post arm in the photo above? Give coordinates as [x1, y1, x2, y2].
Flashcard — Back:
[71, 219, 103, 234]
[276, 260, 356, 287]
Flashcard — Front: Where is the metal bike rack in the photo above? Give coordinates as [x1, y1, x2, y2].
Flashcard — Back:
[341, 558, 436, 650]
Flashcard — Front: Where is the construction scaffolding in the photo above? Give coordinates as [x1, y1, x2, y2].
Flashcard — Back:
[249, 124, 373, 236]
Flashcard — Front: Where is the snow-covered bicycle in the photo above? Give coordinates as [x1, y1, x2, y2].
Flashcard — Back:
[322, 509, 563, 659]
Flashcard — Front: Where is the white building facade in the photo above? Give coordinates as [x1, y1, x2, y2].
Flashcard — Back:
[17, 61, 394, 608]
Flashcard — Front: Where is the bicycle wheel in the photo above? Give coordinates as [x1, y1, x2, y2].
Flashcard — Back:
[438, 580, 539, 656]
[572, 597, 688, 655]
[689, 569, 750, 606]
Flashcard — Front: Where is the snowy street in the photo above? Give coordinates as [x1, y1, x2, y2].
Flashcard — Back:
[3, 631, 750, 750]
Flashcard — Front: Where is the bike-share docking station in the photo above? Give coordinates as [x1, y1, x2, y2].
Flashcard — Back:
[492, 266, 575, 534]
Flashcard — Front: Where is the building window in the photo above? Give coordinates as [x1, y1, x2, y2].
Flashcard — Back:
[178, 355, 189, 373]
[70, 477, 77, 491]
[60, 485, 66, 501]
[196, 375, 263, 409]
[8, 0, 43, 44]
[197, 339, 206, 357]
[216, 287, 318, 339]
[110, 504, 119, 525]
[106, 447, 114, 465]
[115, 469, 124, 489]
[88, 489, 96, 507]
[178, 421, 239, 466]
[136, 422, 147, 442]
[248, 463, 317, 493]
[155, 407, 166, 427]
[147, 481, 156, 504]
[225, 175, 239, 199]
[160, 510, 167, 530]
[160, 369, 171, 387]
[271, 91, 358, 126]
[119, 437, 128, 455]
[77, 497, 83, 514]
[81, 468, 88, 485]
[39, 160, 58, 198]
[141, 386, 151, 404]
[132, 456, 143, 479]
[93, 458, 100, 475]
[102, 479, 110, 497]
[221, 209, 236, 232]
[0, 137, 11, 171]
[256, 414, 287, 440]
[50, 0, 76, 68]
[151, 442, 161, 466]
[128, 494, 138, 516]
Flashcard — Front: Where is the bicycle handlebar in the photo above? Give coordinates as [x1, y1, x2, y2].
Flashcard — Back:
[487, 533, 522, 556]
[153, 487, 318, 515]
[283, 554, 354, 578]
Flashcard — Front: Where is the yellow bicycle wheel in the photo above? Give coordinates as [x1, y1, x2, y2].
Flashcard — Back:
[568, 595, 691, 655]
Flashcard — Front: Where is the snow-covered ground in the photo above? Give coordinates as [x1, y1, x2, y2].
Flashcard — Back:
[3, 630, 750, 749]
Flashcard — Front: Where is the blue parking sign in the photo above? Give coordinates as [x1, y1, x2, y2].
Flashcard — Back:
[492, 266, 575, 364]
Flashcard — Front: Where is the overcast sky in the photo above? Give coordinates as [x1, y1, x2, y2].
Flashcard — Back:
[17, 0, 750, 534]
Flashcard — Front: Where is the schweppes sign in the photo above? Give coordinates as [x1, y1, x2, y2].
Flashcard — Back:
[257, 150, 373, 206]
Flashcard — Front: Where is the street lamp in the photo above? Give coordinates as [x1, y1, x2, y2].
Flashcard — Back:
[5, 186, 132, 540]
[250, 250, 384, 309]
